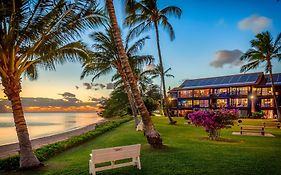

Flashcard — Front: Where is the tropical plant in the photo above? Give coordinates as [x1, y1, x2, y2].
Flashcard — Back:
[80, 24, 153, 127]
[102, 87, 130, 118]
[105, 0, 163, 148]
[188, 109, 239, 140]
[125, 0, 182, 124]
[0, 0, 103, 168]
[240, 31, 281, 121]
[147, 65, 174, 115]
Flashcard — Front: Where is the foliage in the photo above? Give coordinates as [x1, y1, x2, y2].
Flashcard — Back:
[188, 109, 239, 140]
[102, 88, 130, 118]
[143, 96, 159, 115]
[0, 117, 132, 170]
[251, 111, 265, 119]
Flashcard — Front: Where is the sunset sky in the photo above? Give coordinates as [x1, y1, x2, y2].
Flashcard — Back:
[0, 0, 281, 112]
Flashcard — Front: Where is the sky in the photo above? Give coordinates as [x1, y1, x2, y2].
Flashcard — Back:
[1, 0, 281, 112]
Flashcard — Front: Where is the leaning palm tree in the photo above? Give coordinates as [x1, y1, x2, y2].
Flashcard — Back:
[240, 31, 281, 121]
[105, 0, 163, 148]
[81, 25, 153, 128]
[125, 0, 181, 124]
[0, 0, 103, 168]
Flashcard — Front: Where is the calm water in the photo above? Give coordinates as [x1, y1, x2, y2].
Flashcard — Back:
[0, 112, 102, 145]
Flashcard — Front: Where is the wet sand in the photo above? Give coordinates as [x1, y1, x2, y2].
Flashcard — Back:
[0, 118, 106, 158]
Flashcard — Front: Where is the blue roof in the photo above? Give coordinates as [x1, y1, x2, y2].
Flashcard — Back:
[265, 73, 281, 85]
[180, 72, 263, 89]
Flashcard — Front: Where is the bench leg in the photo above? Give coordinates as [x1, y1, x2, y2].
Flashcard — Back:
[137, 156, 141, 170]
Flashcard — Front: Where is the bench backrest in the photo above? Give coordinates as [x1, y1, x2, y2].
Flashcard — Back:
[91, 144, 141, 164]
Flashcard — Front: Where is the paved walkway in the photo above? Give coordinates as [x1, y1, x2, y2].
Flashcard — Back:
[0, 119, 106, 158]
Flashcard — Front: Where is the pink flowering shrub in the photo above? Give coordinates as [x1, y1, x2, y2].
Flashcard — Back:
[188, 109, 239, 140]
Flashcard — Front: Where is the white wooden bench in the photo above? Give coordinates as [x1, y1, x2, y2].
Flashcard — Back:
[89, 144, 141, 175]
[240, 125, 265, 136]
[263, 122, 281, 129]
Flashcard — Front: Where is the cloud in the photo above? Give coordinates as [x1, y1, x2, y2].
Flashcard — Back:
[83, 83, 92, 90]
[238, 15, 272, 33]
[0, 97, 103, 113]
[58, 92, 80, 103]
[106, 83, 114, 89]
[209, 49, 244, 68]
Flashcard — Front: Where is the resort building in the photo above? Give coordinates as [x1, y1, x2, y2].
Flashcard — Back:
[168, 72, 281, 118]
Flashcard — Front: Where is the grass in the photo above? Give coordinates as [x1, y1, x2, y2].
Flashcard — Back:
[2, 117, 281, 175]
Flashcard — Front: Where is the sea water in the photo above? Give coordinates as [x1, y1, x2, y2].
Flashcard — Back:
[0, 112, 99, 145]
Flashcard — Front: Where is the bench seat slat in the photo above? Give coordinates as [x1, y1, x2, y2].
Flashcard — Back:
[95, 162, 136, 171]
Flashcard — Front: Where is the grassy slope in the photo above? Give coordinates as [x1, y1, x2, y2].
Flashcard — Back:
[4, 117, 281, 175]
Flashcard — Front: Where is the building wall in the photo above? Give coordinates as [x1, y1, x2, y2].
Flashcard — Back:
[169, 85, 281, 118]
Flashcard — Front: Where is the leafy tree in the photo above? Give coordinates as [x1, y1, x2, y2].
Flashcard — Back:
[102, 88, 130, 118]
[240, 31, 281, 121]
[125, 0, 182, 124]
[0, 0, 103, 168]
[105, 0, 163, 148]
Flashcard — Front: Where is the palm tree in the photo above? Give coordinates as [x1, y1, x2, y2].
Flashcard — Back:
[125, 0, 181, 124]
[105, 0, 163, 148]
[147, 65, 174, 115]
[81, 25, 153, 128]
[0, 0, 103, 168]
[240, 31, 281, 121]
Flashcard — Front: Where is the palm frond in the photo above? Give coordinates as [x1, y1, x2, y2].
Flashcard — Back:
[160, 6, 182, 19]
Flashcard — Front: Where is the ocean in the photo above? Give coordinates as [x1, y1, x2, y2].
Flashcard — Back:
[0, 112, 100, 145]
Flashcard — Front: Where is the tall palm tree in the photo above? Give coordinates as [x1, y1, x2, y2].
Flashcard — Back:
[240, 31, 281, 121]
[81, 25, 153, 128]
[0, 0, 103, 168]
[148, 65, 174, 115]
[125, 0, 181, 124]
[105, 0, 163, 148]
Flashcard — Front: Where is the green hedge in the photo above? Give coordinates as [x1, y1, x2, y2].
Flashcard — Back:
[0, 117, 132, 170]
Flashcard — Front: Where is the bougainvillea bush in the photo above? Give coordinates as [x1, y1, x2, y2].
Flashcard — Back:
[188, 109, 239, 140]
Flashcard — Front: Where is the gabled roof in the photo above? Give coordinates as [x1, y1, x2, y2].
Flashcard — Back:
[179, 72, 263, 90]
[265, 73, 281, 86]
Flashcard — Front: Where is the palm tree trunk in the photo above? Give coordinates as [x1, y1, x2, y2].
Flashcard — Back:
[118, 69, 139, 128]
[106, 0, 163, 148]
[2, 76, 41, 169]
[154, 22, 176, 124]
[268, 68, 281, 121]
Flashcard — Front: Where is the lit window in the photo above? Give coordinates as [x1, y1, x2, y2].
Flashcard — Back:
[230, 98, 248, 107]
[262, 88, 272, 96]
[261, 99, 273, 107]
[217, 99, 227, 108]
[199, 100, 209, 107]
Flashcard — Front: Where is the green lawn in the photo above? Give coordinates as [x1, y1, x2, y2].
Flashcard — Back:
[3, 117, 281, 175]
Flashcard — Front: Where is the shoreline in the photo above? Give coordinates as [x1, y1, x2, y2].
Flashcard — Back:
[0, 118, 106, 159]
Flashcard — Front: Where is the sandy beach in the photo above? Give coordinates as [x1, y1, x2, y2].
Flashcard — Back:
[0, 117, 106, 159]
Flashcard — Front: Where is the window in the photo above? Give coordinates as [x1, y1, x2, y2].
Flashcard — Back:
[199, 100, 209, 107]
[236, 87, 249, 95]
[194, 89, 210, 97]
[193, 100, 200, 107]
[230, 87, 249, 95]
[253, 88, 262, 96]
[214, 88, 228, 95]
[230, 98, 248, 107]
[230, 87, 237, 95]
[184, 100, 192, 108]
[262, 87, 272, 96]
[217, 99, 227, 108]
[179, 90, 193, 98]
[261, 99, 273, 107]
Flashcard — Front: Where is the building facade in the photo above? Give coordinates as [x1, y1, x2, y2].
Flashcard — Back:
[168, 72, 281, 118]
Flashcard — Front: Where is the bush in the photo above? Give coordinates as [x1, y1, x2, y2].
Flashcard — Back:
[0, 117, 132, 170]
[188, 109, 239, 140]
[251, 111, 265, 119]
